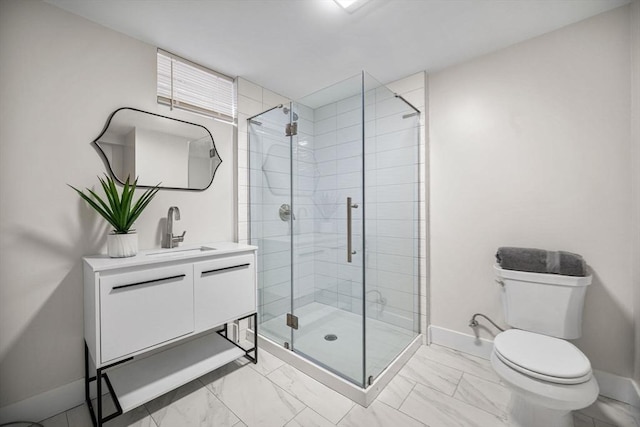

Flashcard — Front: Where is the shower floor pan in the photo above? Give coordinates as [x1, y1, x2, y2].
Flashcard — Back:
[251, 302, 422, 406]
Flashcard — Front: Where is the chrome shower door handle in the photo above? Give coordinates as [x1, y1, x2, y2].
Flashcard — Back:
[347, 197, 359, 262]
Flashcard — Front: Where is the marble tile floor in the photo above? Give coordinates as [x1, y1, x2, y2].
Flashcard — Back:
[40, 344, 640, 427]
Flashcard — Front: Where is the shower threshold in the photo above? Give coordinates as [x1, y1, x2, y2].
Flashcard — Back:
[246, 329, 422, 407]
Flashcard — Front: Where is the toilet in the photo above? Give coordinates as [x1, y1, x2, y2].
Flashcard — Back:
[491, 265, 599, 427]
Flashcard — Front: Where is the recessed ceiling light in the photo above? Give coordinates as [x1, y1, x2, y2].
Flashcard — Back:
[333, 0, 370, 13]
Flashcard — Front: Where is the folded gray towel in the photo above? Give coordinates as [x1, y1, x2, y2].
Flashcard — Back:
[496, 247, 587, 277]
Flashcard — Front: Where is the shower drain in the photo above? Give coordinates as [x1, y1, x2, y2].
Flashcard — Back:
[324, 334, 338, 341]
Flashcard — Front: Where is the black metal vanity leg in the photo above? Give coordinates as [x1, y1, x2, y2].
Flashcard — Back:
[96, 367, 102, 427]
[253, 312, 258, 364]
[85, 342, 98, 427]
[84, 343, 90, 406]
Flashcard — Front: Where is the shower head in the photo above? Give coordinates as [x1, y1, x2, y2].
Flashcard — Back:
[282, 107, 299, 121]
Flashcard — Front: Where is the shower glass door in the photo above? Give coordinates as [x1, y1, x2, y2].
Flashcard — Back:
[291, 74, 366, 387]
[248, 105, 294, 350]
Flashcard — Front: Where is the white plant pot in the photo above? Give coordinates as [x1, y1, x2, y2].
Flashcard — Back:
[107, 232, 138, 258]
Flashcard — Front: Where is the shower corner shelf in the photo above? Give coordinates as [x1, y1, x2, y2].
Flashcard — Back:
[82, 243, 258, 427]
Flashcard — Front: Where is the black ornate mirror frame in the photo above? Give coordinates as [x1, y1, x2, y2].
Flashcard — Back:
[92, 107, 222, 191]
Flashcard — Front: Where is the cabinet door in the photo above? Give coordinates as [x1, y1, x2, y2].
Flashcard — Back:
[194, 253, 256, 332]
[99, 264, 194, 363]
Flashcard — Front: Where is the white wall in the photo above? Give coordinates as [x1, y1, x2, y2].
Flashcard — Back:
[430, 6, 634, 378]
[631, 0, 640, 386]
[0, 0, 235, 412]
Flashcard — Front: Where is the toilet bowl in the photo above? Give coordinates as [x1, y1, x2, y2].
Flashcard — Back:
[491, 330, 598, 427]
[491, 266, 598, 427]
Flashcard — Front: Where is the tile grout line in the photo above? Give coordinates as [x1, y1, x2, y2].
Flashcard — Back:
[421, 348, 503, 384]
[258, 364, 311, 424]
[395, 376, 418, 409]
[451, 374, 514, 422]
[141, 402, 160, 427]
[454, 367, 503, 386]
[450, 372, 463, 397]
[263, 362, 354, 425]
[427, 346, 488, 367]
[449, 372, 510, 421]
[377, 399, 427, 427]
[195, 375, 249, 427]
[335, 401, 354, 426]
[402, 352, 516, 423]
[299, 406, 340, 427]
[403, 381, 512, 426]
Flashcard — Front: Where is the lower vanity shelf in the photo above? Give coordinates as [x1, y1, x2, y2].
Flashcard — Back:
[105, 331, 245, 413]
[85, 317, 257, 427]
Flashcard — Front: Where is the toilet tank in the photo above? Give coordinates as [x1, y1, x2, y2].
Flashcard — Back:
[494, 265, 592, 339]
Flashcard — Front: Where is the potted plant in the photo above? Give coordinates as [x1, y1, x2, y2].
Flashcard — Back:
[70, 175, 160, 258]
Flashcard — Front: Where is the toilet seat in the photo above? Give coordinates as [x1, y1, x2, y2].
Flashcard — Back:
[494, 330, 592, 385]
[491, 351, 600, 413]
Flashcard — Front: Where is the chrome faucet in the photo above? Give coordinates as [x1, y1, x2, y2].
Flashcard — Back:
[163, 206, 186, 248]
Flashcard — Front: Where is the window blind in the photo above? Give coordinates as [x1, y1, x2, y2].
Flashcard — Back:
[157, 49, 236, 122]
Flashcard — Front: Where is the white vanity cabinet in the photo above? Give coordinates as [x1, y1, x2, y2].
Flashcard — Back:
[194, 253, 256, 331]
[98, 263, 194, 363]
[83, 243, 257, 427]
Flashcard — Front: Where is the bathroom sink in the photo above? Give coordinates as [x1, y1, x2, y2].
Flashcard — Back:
[145, 246, 217, 257]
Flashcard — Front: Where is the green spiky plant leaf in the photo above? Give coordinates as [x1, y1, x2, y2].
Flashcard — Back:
[69, 175, 160, 234]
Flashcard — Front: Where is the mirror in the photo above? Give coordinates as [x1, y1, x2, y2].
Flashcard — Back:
[93, 107, 222, 190]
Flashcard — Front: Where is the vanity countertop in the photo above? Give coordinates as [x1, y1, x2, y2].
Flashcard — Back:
[83, 242, 257, 272]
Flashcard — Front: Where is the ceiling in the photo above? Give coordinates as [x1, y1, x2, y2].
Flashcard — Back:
[45, 0, 629, 100]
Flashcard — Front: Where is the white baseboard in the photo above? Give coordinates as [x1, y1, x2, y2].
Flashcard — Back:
[428, 325, 495, 359]
[428, 325, 640, 408]
[633, 380, 640, 408]
[0, 378, 85, 424]
[592, 371, 640, 408]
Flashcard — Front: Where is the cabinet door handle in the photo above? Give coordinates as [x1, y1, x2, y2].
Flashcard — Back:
[112, 274, 186, 291]
[201, 263, 250, 276]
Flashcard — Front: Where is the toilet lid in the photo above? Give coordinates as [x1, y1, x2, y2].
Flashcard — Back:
[494, 330, 592, 385]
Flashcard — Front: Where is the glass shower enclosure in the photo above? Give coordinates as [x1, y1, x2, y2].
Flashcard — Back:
[248, 72, 420, 388]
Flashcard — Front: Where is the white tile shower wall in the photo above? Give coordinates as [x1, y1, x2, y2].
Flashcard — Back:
[385, 73, 428, 341]
[366, 82, 423, 332]
[308, 94, 364, 312]
[308, 73, 427, 335]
